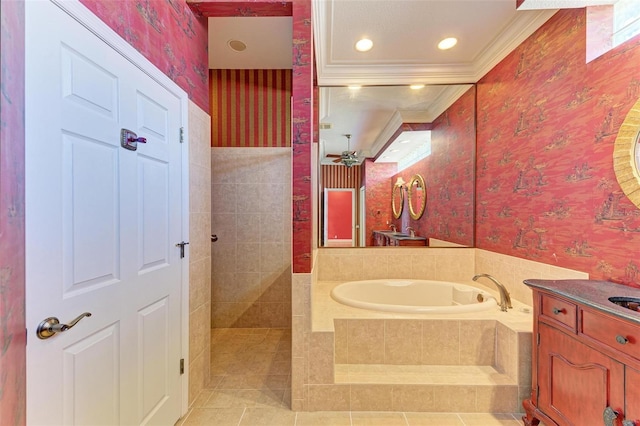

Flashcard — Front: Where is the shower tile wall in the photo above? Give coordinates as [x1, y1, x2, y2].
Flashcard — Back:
[211, 147, 292, 328]
[188, 101, 212, 405]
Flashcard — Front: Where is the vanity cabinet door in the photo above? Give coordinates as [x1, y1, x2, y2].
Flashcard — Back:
[538, 323, 625, 425]
[627, 367, 640, 422]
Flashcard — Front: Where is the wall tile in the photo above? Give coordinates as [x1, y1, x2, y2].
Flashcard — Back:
[346, 320, 385, 364]
[307, 385, 350, 411]
[392, 385, 436, 412]
[350, 384, 393, 411]
[422, 320, 460, 365]
[432, 385, 476, 412]
[211, 148, 292, 328]
[460, 320, 496, 365]
[384, 320, 422, 364]
[189, 101, 211, 406]
[308, 332, 334, 384]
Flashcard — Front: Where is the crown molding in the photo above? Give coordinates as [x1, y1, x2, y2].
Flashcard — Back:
[470, 9, 558, 81]
[314, 0, 558, 86]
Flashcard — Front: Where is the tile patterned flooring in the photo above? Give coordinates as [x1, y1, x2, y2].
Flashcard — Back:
[177, 328, 527, 426]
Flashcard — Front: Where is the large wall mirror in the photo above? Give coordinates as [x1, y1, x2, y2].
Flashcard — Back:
[318, 84, 476, 248]
[408, 174, 426, 220]
[614, 97, 640, 209]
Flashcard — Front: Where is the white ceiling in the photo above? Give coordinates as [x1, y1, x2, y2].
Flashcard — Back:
[207, 1, 562, 165]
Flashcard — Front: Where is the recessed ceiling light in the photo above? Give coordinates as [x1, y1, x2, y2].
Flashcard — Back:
[438, 37, 457, 50]
[410, 84, 425, 90]
[348, 85, 361, 90]
[228, 39, 247, 52]
[355, 38, 373, 52]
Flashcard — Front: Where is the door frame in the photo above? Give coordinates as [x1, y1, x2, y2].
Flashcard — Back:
[33, 0, 190, 416]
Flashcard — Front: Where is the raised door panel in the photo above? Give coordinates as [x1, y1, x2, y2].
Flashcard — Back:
[538, 323, 625, 425]
[63, 324, 120, 425]
[627, 367, 640, 423]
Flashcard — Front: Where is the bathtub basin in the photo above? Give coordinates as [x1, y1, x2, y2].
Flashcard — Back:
[331, 279, 498, 314]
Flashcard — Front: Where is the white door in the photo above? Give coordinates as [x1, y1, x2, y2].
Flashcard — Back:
[25, 2, 185, 425]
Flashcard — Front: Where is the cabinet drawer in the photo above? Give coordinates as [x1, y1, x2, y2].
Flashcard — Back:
[581, 308, 639, 362]
[540, 293, 577, 331]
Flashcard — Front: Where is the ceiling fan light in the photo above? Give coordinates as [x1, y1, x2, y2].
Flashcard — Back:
[355, 38, 373, 52]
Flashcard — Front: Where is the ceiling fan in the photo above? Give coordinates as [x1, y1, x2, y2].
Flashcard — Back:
[325, 134, 361, 167]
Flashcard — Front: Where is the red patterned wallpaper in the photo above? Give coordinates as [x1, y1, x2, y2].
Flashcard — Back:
[291, 0, 313, 273]
[80, 0, 209, 111]
[390, 88, 476, 246]
[476, 9, 640, 287]
[189, 1, 292, 17]
[0, 0, 26, 424]
[210, 69, 292, 147]
[363, 160, 397, 245]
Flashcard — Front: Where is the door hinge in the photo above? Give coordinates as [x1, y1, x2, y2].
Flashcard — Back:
[180, 358, 184, 375]
[179, 127, 184, 143]
[536, 385, 540, 399]
[537, 333, 540, 346]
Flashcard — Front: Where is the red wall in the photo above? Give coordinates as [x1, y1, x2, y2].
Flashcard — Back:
[476, 9, 640, 287]
[291, 0, 313, 273]
[0, 1, 26, 423]
[391, 87, 476, 246]
[79, 0, 209, 111]
[363, 160, 397, 245]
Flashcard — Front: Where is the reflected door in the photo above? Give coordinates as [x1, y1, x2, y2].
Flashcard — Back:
[324, 189, 355, 247]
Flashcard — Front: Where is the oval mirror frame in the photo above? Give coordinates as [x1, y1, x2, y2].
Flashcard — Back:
[613, 97, 640, 209]
[392, 183, 404, 219]
[408, 174, 426, 220]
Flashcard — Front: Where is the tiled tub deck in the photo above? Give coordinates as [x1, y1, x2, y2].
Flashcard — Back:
[304, 280, 534, 413]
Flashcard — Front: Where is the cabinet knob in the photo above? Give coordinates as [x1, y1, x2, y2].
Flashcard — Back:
[552, 307, 564, 315]
[615, 335, 628, 345]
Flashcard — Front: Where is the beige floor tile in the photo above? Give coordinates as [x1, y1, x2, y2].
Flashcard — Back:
[295, 411, 352, 426]
[207, 375, 224, 389]
[351, 411, 408, 426]
[190, 389, 214, 408]
[404, 412, 464, 426]
[203, 389, 285, 409]
[218, 374, 291, 390]
[457, 413, 522, 425]
[238, 407, 296, 425]
[181, 407, 246, 426]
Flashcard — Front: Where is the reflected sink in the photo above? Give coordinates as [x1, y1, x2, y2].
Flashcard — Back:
[608, 296, 640, 313]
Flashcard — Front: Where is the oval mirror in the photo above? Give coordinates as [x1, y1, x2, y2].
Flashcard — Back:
[408, 174, 426, 220]
[613, 97, 640, 209]
[392, 183, 404, 219]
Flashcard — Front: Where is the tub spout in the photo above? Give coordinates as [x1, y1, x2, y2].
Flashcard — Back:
[472, 274, 512, 312]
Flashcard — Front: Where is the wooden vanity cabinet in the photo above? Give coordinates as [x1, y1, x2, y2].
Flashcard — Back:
[523, 280, 640, 426]
[371, 230, 427, 246]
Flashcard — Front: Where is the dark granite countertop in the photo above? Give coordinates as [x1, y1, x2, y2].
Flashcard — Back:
[524, 279, 640, 325]
[372, 230, 427, 241]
